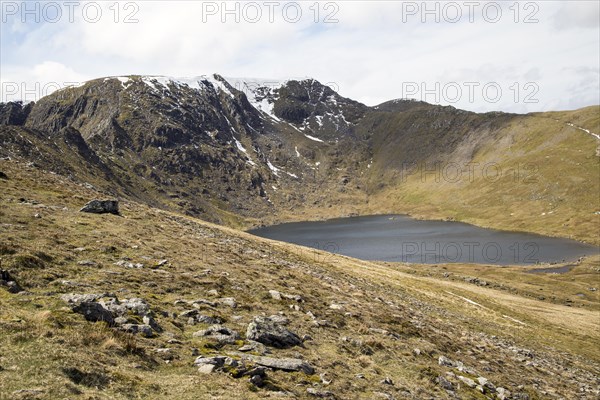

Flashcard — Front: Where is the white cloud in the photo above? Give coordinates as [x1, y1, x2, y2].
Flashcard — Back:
[553, 1, 600, 29]
[1, 1, 598, 112]
[1, 61, 88, 103]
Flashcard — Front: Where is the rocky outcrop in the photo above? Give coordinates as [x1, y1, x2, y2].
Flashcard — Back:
[193, 353, 314, 377]
[72, 301, 115, 325]
[80, 200, 119, 215]
[0, 101, 33, 126]
[61, 294, 115, 325]
[61, 293, 160, 335]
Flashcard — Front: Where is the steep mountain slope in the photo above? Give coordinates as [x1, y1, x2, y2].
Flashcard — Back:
[0, 159, 598, 399]
[0, 75, 598, 244]
[1, 75, 373, 227]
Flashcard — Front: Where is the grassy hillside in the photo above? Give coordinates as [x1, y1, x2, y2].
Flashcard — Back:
[363, 109, 600, 245]
[1, 159, 598, 399]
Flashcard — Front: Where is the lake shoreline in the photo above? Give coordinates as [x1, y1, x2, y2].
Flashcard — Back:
[249, 214, 599, 266]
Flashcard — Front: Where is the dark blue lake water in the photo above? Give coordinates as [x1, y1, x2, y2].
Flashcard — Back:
[248, 215, 598, 265]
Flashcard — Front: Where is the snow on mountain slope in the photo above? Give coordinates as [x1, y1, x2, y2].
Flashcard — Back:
[136, 75, 235, 98]
[224, 77, 286, 122]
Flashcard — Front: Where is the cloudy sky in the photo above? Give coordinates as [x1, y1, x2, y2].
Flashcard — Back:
[1, 0, 598, 113]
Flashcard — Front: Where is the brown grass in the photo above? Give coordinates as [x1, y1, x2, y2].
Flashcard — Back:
[0, 158, 598, 399]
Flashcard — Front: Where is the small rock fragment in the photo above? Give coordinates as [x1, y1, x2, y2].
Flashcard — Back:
[380, 377, 394, 385]
[269, 290, 282, 300]
[217, 297, 237, 308]
[197, 364, 216, 374]
[458, 375, 477, 388]
[77, 260, 98, 267]
[438, 355, 456, 367]
[1, 270, 23, 293]
[238, 340, 269, 355]
[437, 376, 454, 390]
[496, 387, 511, 400]
[307, 388, 334, 397]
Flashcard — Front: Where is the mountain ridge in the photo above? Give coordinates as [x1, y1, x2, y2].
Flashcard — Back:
[1, 74, 598, 244]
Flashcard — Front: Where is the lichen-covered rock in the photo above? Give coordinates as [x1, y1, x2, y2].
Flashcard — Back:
[238, 340, 269, 355]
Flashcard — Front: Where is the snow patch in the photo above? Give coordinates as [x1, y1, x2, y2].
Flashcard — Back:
[502, 315, 527, 326]
[116, 77, 132, 89]
[267, 160, 280, 176]
[444, 291, 485, 308]
[119, 74, 236, 98]
[267, 160, 298, 179]
[201, 75, 234, 97]
[142, 76, 171, 91]
[304, 134, 324, 143]
[566, 122, 600, 140]
[234, 138, 248, 154]
[224, 78, 285, 121]
[315, 115, 323, 127]
[64, 82, 85, 89]
[257, 98, 280, 121]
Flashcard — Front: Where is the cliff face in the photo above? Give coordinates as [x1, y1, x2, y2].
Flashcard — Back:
[0, 101, 33, 126]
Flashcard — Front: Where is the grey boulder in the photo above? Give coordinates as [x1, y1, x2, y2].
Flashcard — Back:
[246, 315, 302, 348]
[193, 325, 240, 344]
[121, 324, 153, 337]
[80, 200, 119, 215]
[72, 301, 115, 325]
[239, 354, 314, 374]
